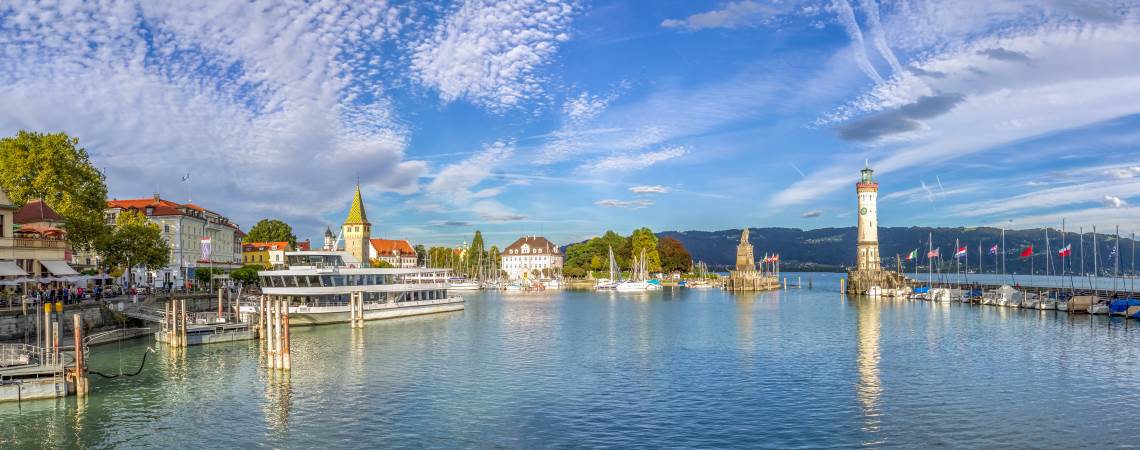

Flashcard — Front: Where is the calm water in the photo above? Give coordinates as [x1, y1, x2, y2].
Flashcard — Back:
[5, 272, 1140, 448]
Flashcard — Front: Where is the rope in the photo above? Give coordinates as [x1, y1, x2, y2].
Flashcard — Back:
[88, 347, 153, 379]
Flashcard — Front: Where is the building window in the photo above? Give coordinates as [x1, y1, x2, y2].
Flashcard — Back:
[0, 213, 4, 238]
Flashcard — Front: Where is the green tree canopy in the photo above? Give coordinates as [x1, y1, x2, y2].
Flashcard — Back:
[630, 227, 662, 273]
[230, 265, 262, 285]
[414, 244, 427, 267]
[98, 210, 169, 279]
[0, 131, 109, 250]
[243, 219, 297, 247]
[657, 236, 692, 273]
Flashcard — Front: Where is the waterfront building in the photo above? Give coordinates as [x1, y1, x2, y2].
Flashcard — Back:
[341, 185, 371, 266]
[501, 236, 562, 280]
[242, 241, 292, 268]
[369, 238, 417, 268]
[106, 194, 244, 288]
[0, 195, 80, 280]
[845, 166, 908, 294]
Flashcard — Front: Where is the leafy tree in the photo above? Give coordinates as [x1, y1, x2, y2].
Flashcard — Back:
[467, 230, 486, 277]
[98, 210, 169, 286]
[243, 219, 297, 247]
[658, 236, 692, 273]
[414, 244, 427, 266]
[194, 267, 225, 285]
[0, 131, 109, 250]
[230, 265, 262, 285]
[369, 258, 394, 268]
[630, 227, 662, 273]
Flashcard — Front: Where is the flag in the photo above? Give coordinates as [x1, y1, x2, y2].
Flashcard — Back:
[955, 246, 967, 258]
[200, 237, 212, 260]
[927, 248, 940, 258]
[774, 254, 780, 262]
[1019, 245, 1033, 258]
[988, 244, 998, 255]
[906, 249, 917, 261]
[1058, 244, 1072, 257]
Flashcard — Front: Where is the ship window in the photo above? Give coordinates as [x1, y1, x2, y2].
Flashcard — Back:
[320, 276, 332, 286]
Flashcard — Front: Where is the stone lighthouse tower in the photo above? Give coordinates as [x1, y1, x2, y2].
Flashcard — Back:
[342, 184, 371, 267]
[856, 166, 880, 271]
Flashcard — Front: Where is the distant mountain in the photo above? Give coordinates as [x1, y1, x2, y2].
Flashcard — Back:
[657, 227, 1138, 275]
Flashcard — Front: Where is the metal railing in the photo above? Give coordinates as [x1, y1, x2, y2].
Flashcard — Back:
[0, 237, 68, 249]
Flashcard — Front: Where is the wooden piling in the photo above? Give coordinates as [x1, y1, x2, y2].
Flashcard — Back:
[281, 299, 291, 371]
[43, 302, 51, 354]
[179, 299, 188, 348]
[218, 288, 224, 320]
[73, 313, 88, 396]
[259, 295, 267, 341]
[840, 278, 845, 293]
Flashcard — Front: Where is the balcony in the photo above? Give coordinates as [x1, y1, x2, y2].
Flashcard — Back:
[0, 237, 68, 249]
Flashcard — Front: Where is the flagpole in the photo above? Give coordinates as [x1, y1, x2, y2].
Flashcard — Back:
[928, 232, 933, 290]
[1093, 226, 1098, 296]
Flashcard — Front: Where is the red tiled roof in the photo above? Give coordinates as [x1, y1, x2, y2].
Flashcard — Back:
[106, 198, 184, 216]
[370, 238, 415, 256]
[14, 199, 64, 224]
[242, 241, 291, 252]
[297, 240, 311, 251]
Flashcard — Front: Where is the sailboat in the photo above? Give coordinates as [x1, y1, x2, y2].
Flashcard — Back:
[616, 248, 657, 291]
[595, 246, 619, 291]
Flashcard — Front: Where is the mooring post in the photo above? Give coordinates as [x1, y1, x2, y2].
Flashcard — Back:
[217, 287, 224, 320]
[259, 295, 266, 341]
[282, 300, 291, 371]
[54, 301, 62, 366]
[783, 277, 787, 291]
[271, 299, 280, 369]
[840, 278, 846, 293]
[73, 313, 87, 396]
[180, 299, 188, 348]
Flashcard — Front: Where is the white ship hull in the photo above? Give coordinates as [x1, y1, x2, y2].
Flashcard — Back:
[242, 297, 465, 326]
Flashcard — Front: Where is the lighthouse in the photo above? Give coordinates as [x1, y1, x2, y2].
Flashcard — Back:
[855, 166, 880, 271]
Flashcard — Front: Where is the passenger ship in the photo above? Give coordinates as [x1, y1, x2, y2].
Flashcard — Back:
[244, 251, 464, 325]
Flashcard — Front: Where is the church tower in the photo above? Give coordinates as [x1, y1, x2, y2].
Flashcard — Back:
[342, 184, 371, 266]
[735, 228, 756, 272]
[323, 226, 336, 251]
[856, 167, 880, 271]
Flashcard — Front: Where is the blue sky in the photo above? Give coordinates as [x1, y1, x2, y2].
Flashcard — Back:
[1, 0, 1139, 249]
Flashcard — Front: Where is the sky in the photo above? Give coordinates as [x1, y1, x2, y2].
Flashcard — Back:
[1, 0, 1139, 249]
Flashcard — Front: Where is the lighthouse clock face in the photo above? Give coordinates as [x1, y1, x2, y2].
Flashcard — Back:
[859, 207, 868, 215]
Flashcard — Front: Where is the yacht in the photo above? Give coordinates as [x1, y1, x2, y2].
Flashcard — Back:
[245, 251, 464, 325]
[448, 278, 482, 291]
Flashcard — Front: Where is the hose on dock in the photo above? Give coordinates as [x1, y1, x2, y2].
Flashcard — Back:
[87, 347, 154, 379]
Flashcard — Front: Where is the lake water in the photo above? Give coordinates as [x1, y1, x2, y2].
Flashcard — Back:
[4, 272, 1140, 448]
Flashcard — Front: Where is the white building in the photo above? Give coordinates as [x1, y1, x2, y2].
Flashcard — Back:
[369, 238, 418, 268]
[105, 194, 244, 289]
[501, 236, 562, 280]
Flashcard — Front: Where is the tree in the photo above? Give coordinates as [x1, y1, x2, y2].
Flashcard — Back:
[243, 219, 297, 247]
[414, 244, 427, 267]
[467, 230, 486, 277]
[230, 265, 262, 285]
[657, 236, 692, 273]
[0, 131, 109, 250]
[97, 210, 169, 286]
[195, 267, 224, 285]
[630, 227, 662, 273]
[369, 258, 394, 268]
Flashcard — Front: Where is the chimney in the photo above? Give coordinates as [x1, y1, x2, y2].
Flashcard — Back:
[153, 192, 161, 202]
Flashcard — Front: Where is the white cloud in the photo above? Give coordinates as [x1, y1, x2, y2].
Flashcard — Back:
[801, 209, 823, 218]
[629, 185, 670, 194]
[660, 1, 793, 30]
[580, 146, 687, 172]
[562, 92, 610, 122]
[775, 17, 1140, 208]
[423, 141, 526, 222]
[0, 0, 425, 238]
[1104, 195, 1128, 208]
[596, 199, 654, 209]
[1108, 166, 1140, 179]
[410, 0, 576, 112]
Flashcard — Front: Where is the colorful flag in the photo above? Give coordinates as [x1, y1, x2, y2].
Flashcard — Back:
[1058, 244, 1072, 257]
[906, 249, 917, 261]
[955, 246, 967, 258]
[200, 237, 212, 260]
[988, 244, 998, 255]
[927, 248, 940, 258]
[1019, 245, 1033, 258]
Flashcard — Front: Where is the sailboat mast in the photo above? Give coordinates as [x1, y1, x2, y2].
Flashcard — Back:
[928, 232, 933, 288]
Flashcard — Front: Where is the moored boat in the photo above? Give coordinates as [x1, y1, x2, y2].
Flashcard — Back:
[244, 251, 463, 326]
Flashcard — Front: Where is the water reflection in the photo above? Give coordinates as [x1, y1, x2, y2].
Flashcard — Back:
[854, 299, 883, 444]
[264, 371, 293, 434]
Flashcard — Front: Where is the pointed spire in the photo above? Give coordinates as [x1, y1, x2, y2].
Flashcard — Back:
[344, 183, 369, 225]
